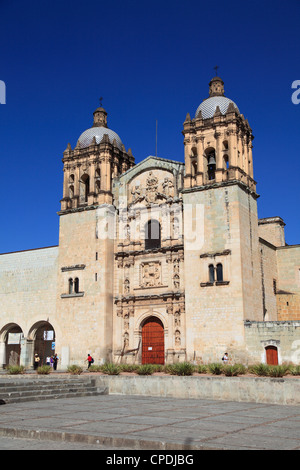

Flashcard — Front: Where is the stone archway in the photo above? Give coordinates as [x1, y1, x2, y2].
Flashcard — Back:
[0, 323, 24, 368]
[28, 321, 56, 367]
[141, 316, 165, 365]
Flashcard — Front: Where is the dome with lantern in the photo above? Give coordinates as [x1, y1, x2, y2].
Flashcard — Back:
[195, 76, 239, 119]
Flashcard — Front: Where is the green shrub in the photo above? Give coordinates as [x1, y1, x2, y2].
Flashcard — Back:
[248, 363, 269, 376]
[222, 364, 246, 376]
[6, 365, 25, 375]
[136, 364, 154, 375]
[197, 365, 208, 374]
[101, 363, 120, 375]
[267, 364, 290, 377]
[88, 364, 102, 372]
[119, 364, 139, 373]
[67, 364, 83, 375]
[36, 365, 52, 375]
[163, 364, 174, 374]
[166, 362, 195, 376]
[208, 363, 223, 375]
[151, 364, 164, 372]
[289, 365, 300, 376]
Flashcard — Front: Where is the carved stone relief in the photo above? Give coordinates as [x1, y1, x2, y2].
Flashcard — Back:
[130, 171, 176, 207]
[140, 261, 162, 288]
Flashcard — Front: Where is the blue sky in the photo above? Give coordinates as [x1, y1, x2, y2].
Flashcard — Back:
[0, 0, 299, 252]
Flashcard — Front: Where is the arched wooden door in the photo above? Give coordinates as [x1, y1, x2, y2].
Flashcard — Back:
[265, 345, 278, 365]
[142, 317, 164, 365]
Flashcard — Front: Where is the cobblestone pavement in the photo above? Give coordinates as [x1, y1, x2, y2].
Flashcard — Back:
[0, 394, 299, 451]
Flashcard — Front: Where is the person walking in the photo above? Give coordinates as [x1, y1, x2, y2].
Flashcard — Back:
[222, 352, 229, 364]
[86, 354, 93, 369]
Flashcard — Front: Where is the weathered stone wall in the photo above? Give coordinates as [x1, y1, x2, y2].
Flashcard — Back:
[95, 375, 300, 405]
[183, 183, 263, 364]
[245, 320, 300, 364]
[56, 206, 115, 367]
[258, 217, 285, 247]
[259, 239, 278, 321]
[0, 246, 58, 336]
[276, 245, 300, 321]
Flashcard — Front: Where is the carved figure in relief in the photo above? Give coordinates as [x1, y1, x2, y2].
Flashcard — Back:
[173, 273, 180, 289]
[145, 171, 159, 204]
[162, 177, 174, 198]
[124, 313, 129, 330]
[174, 310, 181, 327]
[123, 331, 129, 347]
[141, 262, 161, 287]
[124, 278, 130, 294]
[175, 330, 181, 346]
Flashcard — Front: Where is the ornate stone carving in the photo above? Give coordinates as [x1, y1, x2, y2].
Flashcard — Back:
[174, 310, 181, 327]
[175, 329, 181, 346]
[130, 171, 175, 207]
[162, 177, 174, 198]
[124, 278, 130, 294]
[124, 313, 129, 330]
[140, 261, 162, 288]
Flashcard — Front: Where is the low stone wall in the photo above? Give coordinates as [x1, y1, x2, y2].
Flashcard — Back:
[95, 375, 300, 406]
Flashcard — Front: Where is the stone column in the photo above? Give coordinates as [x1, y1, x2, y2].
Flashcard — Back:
[184, 141, 192, 188]
[215, 132, 223, 183]
[20, 338, 34, 368]
[196, 137, 204, 185]
[0, 341, 5, 369]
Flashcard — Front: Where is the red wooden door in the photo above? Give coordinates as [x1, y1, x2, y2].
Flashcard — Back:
[142, 317, 164, 364]
[265, 346, 278, 365]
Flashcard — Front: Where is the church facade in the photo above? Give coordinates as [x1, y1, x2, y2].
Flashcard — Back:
[1, 76, 300, 369]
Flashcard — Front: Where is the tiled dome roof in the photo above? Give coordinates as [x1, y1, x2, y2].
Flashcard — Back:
[195, 96, 239, 119]
[78, 126, 123, 149]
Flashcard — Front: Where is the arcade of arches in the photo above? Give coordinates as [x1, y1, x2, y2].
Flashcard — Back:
[0, 321, 56, 368]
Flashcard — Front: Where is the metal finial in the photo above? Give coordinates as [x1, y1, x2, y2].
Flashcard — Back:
[214, 65, 219, 76]
[99, 96, 103, 107]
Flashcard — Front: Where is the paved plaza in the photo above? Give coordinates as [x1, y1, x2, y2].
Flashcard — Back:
[0, 394, 299, 450]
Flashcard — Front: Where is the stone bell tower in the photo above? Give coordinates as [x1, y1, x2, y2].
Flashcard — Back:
[56, 106, 135, 367]
[182, 75, 263, 364]
[60, 105, 135, 211]
[183, 75, 255, 192]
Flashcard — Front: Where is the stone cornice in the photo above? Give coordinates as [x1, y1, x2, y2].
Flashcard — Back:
[181, 178, 259, 199]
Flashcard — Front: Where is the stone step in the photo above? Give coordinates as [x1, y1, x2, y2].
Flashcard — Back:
[0, 385, 99, 399]
[2, 389, 107, 404]
[0, 377, 107, 404]
[0, 381, 95, 393]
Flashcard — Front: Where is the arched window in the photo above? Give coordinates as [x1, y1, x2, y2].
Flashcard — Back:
[145, 219, 161, 250]
[209, 264, 215, 283]
[216, 263, 223, 282]
[74, 278, 79, 294]
[68, 278, 73, 294]
[80, 174, 90, 203]
[207, 152, 216, 180]
[95, 169, 101, 193]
